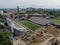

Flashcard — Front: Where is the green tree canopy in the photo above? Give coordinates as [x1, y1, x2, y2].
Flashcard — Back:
[0, 14, 3, 19]
[0, 32, 12, 45]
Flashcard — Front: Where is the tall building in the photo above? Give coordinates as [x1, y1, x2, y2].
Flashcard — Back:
[17, 6, 19, 13]
[16, 6, 20, 21]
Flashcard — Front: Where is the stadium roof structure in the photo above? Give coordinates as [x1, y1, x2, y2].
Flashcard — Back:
[29, 17, 52, 25]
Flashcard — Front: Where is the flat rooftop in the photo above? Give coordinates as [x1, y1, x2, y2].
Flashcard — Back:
[29, 17, 52, 25]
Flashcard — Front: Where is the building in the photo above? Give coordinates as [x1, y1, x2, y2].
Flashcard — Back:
[6, 18, 28, 37]
[51, 23, 60, 29]
[17, 6, 20, 13]
[29, 16, 52, 26]
[27, 13, 47, 19]
[0, 10, 3, 15]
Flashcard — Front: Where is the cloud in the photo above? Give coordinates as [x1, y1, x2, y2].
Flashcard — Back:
[0, 0, 60, 8]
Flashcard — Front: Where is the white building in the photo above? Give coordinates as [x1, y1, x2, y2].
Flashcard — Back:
[6, 18, 28, 37]
[0, 10, 3, 15]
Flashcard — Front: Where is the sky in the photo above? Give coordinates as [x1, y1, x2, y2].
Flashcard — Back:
[0, 0, 60, 9]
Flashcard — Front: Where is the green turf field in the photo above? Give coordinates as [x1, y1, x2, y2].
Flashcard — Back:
[52, 19, 60, 23]
[20, 21, 41, 31]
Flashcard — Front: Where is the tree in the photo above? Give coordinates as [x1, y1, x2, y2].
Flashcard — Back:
[0, 32, 12, 45]
[0, 14, 3, 19]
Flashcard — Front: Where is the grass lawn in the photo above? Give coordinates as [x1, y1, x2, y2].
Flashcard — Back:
[52, 19, 60, 23]
[20, 21, 41, 31]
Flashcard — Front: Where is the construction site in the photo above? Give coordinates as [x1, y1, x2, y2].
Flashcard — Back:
[13, 25, 60, 45]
